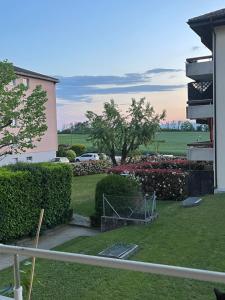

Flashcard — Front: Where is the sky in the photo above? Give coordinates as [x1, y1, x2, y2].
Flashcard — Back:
[0, 0, 224, 128]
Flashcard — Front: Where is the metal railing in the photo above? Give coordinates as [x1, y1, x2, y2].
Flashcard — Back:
[186, 55, 213, 63]
[1, 244, 225, 299]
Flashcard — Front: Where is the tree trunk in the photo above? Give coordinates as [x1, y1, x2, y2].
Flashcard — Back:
[110, 150, 117, 166]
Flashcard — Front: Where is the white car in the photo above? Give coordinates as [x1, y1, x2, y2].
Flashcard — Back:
[52, 157, 70, 163]
[75, 153, 99, 162]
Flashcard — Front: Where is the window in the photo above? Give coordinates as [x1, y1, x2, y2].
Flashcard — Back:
[26, 156, 32, 162]
[11, 119, 17, 127]
[22, 78, 29, 88]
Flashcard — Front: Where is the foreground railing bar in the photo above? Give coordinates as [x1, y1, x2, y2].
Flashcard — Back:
[1, 244, 225, 284]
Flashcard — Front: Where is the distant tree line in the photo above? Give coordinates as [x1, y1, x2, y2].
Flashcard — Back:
[161, 120, 209, 132]
[58, 121, 91, 134]
[58, 120, 209, 134]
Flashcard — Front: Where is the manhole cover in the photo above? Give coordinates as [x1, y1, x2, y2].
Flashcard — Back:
[98, 243, 138, 259]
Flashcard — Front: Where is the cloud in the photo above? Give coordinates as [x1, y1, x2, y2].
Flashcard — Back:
[191, 46, 200, 51]
[145, 68, 183, 74]
[56, 68, 184, 103]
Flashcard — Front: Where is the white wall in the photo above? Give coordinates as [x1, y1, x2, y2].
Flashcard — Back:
[214, 26, 225, 191]
[0, 150, 56, 166]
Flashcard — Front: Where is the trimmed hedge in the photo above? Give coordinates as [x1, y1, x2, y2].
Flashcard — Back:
[71, 160, 112, 176]
[0, 168, 41, 241]
[94, 174, 140, 223]
[1, 163, 72, 242]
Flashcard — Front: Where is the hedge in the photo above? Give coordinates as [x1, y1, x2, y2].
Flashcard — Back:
[1, 163, 73, 242]
[93, 174, 140, 224]
[71, 160, 112, 176]
[108, 160, 212, 174]
[108, 161, 190, 201]
[136, 169, 188, 201]
[0, 168, 41, 242]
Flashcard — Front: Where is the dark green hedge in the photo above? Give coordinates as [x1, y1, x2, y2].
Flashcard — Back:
[0, 163, 72, 242]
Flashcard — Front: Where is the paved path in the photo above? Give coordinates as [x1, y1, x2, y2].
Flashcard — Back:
[0, 225, 99, 271]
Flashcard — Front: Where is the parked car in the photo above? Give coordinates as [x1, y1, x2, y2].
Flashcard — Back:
[75, 153, 99, 162]
[52, 157, 70, 163]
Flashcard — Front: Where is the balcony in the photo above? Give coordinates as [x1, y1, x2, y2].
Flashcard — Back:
[186, 104, 213, 119]
[187, 141, 213, 161]
[187, 81, 213, 105]
[186, 55, 213, 81]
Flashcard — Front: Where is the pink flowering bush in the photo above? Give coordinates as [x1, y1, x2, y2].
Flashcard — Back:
[108, 160, 191, 201]
[71, 160, 112, 176]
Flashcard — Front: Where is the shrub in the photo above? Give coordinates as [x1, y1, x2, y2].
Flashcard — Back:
[70, 144, 86, 156]
[57, 144, 70, 157]
[136, 169, 188, 201]
[65, 149, 76, 162]
[4, 163, 72, 240]
[71, 160, 112, 176]
[94, 174, 140, 223]
[0, 168, 41, 242]
[108, 161, 189, 201]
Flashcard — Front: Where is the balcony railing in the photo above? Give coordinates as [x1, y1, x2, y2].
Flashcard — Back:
[186, 55, 213, 81]
[186, 55, 212, 64]
[0, 244, 225, 299]
[188, 81, 213, 105]
[187, 141, 213, 148]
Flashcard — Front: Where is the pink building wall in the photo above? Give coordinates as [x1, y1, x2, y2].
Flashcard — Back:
[21, 76, 58, 154]
[0, 70, 58, 165]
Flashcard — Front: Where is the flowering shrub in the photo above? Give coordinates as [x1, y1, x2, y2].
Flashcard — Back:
[108, 160, 194, 201]
[71, 160, 112, 176]
[136, 169, 188, 201]
[108, 160, 212, 174]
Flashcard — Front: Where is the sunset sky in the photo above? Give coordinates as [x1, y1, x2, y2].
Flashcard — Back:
[1, 0, 224, 128]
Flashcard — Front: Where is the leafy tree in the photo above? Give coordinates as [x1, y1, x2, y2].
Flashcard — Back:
[86, 98, 165, 165]
[0, 61, 48, 158]
[180, 121, 195, 132]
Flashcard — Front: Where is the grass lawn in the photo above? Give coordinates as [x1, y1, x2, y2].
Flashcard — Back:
[1, 194, 225, 299]
[71, 174, 107, 216]
[58, 131, 210, 155]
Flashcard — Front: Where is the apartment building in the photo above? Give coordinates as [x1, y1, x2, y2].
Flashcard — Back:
[186, 8, 225, 191]
[0, 66, 58, 166]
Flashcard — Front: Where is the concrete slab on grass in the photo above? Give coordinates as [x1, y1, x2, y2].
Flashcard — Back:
[182, 197, 202, 208]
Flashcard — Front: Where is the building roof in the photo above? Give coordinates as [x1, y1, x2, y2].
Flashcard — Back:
[187, 8, 225, 50]
[14, 66, 59, 83]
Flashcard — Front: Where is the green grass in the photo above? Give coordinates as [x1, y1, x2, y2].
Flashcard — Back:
[71, 174, 107, 216]
[58, 132, 210, 155]
[1, 194, 225, 299]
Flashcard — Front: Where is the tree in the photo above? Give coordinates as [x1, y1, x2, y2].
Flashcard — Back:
[180, 121, 195, 132]
[0, 60, 48, 158]
[86, 98, 165, 165]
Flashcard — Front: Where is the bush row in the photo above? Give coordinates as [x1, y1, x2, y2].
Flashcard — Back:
[71, 160, 112, 176]
[108, 159, 212, 174]
[136, 169, 188, 201]
[0, 163, 72, 242]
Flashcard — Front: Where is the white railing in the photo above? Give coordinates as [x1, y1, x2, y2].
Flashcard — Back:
[1, 244, 225, 299]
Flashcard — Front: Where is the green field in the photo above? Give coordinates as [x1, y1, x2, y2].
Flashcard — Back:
[58, 131, 209, 155]
[1, 193, 225, 299]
